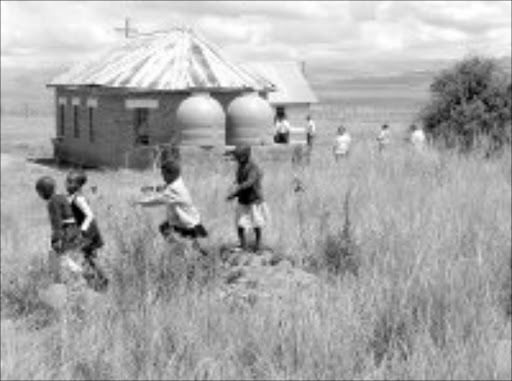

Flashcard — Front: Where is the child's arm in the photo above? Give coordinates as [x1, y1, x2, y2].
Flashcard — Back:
[135, 188, 178, 207]
[74, 195, 95, 232]
[227, 167, 259, 199]
[135, 194, 167, 207]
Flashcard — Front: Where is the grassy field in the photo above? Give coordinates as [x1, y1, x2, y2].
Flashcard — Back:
[1, 112, 511, 380]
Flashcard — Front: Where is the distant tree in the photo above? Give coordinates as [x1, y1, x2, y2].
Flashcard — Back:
[420, 56, 511, 154]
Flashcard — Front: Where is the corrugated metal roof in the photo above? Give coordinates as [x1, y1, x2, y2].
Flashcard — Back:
[48, 28, 274, 92]
[241, 61, 318, 104]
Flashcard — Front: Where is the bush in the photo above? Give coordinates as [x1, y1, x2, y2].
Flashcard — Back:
[421, 56, 512, 153]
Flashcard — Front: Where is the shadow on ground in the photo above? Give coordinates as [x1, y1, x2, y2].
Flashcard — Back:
[27, 157, 101, 171]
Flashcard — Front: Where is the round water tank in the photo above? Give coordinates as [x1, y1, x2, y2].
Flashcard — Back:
[177, 93, 225, 147]
[226, 93, 273, 146]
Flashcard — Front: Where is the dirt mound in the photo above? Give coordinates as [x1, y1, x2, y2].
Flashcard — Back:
[217, 247, 318, 309]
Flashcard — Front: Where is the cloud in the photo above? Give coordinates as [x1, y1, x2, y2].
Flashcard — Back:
[154, 1, 331, 20]
[1, 1, 117, 69]
[1, 1, 510, 85]
[196, 15, 272, 45]
[349, 1, 379, 21]
[381, 1, 511, 35]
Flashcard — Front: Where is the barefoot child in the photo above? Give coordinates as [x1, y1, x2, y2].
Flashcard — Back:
[226, 145, 268, 252]
[35, 176, 82, 283]
[135, 159, 208, 253]
[66, 169, 109, 291]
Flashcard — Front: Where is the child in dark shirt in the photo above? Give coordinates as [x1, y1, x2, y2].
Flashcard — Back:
[226, 145, 269, 252]
[66, 169, 108, 291]
[35, 176, 81, 282]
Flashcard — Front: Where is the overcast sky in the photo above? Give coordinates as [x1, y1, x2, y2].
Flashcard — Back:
[2, 0, 511, 74]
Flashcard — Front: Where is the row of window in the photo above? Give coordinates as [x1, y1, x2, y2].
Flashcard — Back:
[58, 100, 96, 142]
[58, 97, 158, 146]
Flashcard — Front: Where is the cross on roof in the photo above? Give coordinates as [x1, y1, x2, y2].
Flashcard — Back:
[114, 17, 138, 38]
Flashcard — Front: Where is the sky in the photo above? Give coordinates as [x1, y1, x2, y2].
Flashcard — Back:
[1, 1, 511, 111]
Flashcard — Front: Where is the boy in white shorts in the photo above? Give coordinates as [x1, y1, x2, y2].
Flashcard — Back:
[227, 145, 268, 252]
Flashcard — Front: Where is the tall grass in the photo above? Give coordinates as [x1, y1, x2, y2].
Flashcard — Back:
[1, 136, 511, 379]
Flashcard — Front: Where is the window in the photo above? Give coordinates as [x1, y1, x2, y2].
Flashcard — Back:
[88, 107, 94, 142]
[73, 105, 80, 138]
[59, 104, 65, 136]
[134, 108, 149, 145]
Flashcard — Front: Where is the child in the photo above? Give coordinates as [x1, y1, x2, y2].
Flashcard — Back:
[410, 124, 427, 151]
[66, 169, 108, 291]
[333, 125, 352, 161]
[226, 145, 268, 252]
[377, 124, 391, 152]
[35, 176, 82, 283]
[274, 114, 291, 144]
[135, 159, 208, 250]
[306, 115, 316, 149]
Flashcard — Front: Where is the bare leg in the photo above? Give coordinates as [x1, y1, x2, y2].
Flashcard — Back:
[192, 238, 208, 256]
[254, 228, 262, 252]
[83, 249, 109, 292]
[238, 227, 247, 250]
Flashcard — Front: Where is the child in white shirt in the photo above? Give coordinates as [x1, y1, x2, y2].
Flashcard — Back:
[66, 169, 109, 291]
[410, 124, 427, 151]
[274, 115, 291, 144]
[136, 159, 207, 246]
[333, 125, 352, 161]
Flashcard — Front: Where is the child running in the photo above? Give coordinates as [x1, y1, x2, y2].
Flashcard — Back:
[66, 169, 108, 291]
[35, 176, 82, 283]
[135, 159, 208, 253]
[226, 145, 268, 252]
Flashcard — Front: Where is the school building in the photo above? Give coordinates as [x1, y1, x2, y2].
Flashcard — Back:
[47, 27, 317, 168]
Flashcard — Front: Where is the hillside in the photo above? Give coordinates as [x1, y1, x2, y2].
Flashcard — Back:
[1, 56, 510, 116]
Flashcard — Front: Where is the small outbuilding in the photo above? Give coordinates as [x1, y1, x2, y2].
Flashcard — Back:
[241, 61, 319, 127]
[47, 27, 274, 168]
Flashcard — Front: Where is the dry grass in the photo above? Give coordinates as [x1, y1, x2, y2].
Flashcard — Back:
[1, 114, 511, 380]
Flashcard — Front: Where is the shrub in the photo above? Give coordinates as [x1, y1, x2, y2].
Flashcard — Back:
[420, 56, 512, 154]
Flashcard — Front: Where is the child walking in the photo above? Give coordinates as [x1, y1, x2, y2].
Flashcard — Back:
[226, 145, 268, 252]
[409, 123, 427, 151]
[35, 176, 82, 283]
[333, 125, 352, 161]
[377, 123, 391, 152]
[306, 115, 316, 149]
[66, 169, 109, 291]
[135, 159, 208, 253]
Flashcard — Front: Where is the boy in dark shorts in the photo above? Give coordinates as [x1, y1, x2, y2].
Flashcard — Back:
[135, 159, 208, 253]
[66, 169, 109, 291]
[35, 176, 82, 283]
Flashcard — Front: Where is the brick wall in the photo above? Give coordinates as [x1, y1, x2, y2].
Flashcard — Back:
[52, 88, 270, 168]
[55, 87, 128, 167]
